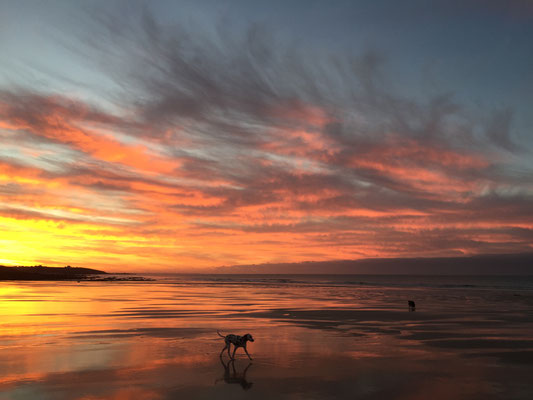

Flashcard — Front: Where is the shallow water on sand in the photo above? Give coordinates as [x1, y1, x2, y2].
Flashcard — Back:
[0, 275, 532, 399]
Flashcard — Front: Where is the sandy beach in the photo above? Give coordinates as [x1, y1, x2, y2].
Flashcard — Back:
[0, 275, 532, 399]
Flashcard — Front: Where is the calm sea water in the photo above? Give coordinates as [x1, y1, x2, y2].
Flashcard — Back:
[158, 273, 533, 290]
[1, 274, 532, 399]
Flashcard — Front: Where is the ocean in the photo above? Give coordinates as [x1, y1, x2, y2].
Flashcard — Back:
[1, 274, 532, 399]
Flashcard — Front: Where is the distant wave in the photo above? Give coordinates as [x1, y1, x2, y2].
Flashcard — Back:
[165, 275, 533, 291]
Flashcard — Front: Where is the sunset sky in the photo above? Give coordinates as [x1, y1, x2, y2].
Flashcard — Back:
[0, 0, 532, 271]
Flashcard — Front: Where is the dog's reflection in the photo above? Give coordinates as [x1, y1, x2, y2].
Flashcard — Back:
[215, 356, 253, 390]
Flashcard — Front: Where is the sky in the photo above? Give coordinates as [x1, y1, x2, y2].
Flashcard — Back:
[0, 0, 532, 272]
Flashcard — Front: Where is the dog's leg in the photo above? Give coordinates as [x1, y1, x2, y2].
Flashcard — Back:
[220, 344, 228, 358]
[231, 346, 238, 360]
[243, 345, 253, 360]
[227, 343, 232, 359]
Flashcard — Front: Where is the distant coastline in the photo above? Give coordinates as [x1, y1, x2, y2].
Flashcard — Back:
[215, 253, 533, 275]
[0, 265, 105, 281]
[0, 265, 152, 281]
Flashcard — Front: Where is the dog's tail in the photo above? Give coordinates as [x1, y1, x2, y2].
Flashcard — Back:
[217, 330, 225, 338]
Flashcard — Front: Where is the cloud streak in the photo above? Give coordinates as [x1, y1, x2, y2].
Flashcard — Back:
[0, 6, 532, 270]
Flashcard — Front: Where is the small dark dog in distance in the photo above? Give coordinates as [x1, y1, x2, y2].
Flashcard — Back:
[218, 330, 254, 360]
[408, 300, 416, 311]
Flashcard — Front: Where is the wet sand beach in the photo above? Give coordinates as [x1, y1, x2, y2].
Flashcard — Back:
[0, 275, 532, 399]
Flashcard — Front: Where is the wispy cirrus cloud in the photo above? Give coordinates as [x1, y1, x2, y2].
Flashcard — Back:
[0, 5, 531, 270]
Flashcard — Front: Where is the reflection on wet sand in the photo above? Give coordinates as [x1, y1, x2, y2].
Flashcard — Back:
[216, 358, 253, 390]
[0, 277, 532, 399]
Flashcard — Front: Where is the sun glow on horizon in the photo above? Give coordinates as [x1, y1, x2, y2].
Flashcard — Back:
[1, 3, 532, 272]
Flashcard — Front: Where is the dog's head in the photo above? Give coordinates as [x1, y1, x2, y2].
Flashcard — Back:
[243, 333, 254, 342]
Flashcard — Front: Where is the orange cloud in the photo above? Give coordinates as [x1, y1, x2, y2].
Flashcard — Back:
[1, 91, 531, 271]
[0, 95, 178, 174]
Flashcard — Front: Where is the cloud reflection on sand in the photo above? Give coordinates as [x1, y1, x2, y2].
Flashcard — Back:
[0, 277, 532, 399]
